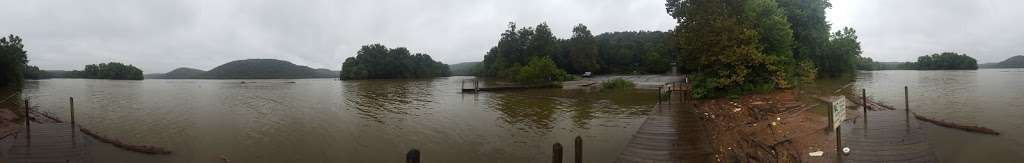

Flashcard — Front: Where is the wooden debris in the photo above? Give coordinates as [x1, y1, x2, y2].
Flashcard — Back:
[914, 114, 1000, 135]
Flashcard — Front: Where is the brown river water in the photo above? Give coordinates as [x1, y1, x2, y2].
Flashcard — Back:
[22, 77, 655, 162]
[854, 69, 1024, 162]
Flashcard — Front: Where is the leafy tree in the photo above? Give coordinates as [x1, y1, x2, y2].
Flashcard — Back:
[568, 24, 601, 73]
[0, 34, 28, 87]
[819, 27, 862, 77]
[340, 44, 450, 80]
[508, 56, 570, 84]
[667, 0, 798, 98]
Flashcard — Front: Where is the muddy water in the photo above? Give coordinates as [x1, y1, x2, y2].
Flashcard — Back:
[22, 77, 655, 162]
[854, 69, 1024, 162]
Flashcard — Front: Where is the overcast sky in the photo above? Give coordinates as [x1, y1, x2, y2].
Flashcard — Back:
[1, 0, 1021, 73]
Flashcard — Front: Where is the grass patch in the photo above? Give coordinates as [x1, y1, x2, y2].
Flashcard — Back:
[601, 78, 636, 90]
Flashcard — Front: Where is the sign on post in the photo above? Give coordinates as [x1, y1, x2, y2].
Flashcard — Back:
[831, 96, 847, 129]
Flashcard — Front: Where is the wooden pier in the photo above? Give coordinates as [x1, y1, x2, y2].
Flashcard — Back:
[616, 91, 711, 163]
[0, 123, 94, 163]
[840, 109, 937, 162]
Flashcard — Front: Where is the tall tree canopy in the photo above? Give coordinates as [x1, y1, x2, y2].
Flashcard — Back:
[666, 0, 803, 98]
[567, 24, 601, 73]
[66, 62, 144, 80]
[0, 34, 28, 87]
[666, 0, 860, 97]
[340, 44, 450, 80]
[481, 22, 571, 84]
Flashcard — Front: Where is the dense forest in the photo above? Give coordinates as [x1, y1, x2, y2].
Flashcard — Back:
[340, 44, 451, 80]
[665, 0, 862, 98]
[859, 52, 978, 70]
[479, 23, 675, 84]
[64, 62, 145, 80]
[0, 35, 28, 87]
[449, 62, 481, 76]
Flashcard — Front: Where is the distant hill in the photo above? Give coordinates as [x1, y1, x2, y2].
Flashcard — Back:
[449, 62, 480, 76]
[146, 59, 337, 79]
[160, 67, 206, 79]
[198, 59, 334, 79]
[983, 55, 1024, 68]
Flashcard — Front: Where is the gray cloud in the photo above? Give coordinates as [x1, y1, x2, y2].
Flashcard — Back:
[828, 0, 1024, 63]
[0, 0, 676, 73]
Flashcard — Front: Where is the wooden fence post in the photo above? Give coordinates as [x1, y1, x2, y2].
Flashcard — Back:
[552, 143, 563, 163]
[574, 136, 582, 163]
[862, 89, 867, 121]
[406, 149, 420, 163]
[70, 97, 77, 148]
[24, 99, 30, 142]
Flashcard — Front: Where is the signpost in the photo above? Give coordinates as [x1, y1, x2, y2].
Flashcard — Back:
[832, 96, 847, 130]
[831, 96, 847, 158]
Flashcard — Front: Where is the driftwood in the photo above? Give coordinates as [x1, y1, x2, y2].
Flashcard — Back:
[914, 114, 1000, 135]
[31, 110, 173, 154]
[80, 128, 172, 154]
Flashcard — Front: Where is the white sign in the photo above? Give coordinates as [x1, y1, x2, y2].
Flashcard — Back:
[832, 96, 847, 129]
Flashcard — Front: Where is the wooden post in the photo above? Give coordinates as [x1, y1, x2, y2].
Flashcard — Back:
[574, 136, 582, 163]
[862, 89, 867, 121]
[406, 149, 420, 163]
[70, 97, 77, 148]
[905, 86, 910, 123]
[24, 99, 30, 142]
[836, 125, 842, 159]
[552, 143, 563, 163]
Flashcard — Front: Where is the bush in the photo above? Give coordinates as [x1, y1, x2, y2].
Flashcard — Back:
[601, 78, 636, 90]
[509, 56, 569, 85]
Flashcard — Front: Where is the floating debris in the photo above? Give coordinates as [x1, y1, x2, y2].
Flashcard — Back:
[914, 114, 1000, 135]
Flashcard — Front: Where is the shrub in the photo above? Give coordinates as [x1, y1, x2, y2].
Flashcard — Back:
[601, 78, 636, 90]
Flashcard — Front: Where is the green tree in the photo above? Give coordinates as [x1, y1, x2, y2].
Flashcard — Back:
[68, 62, 144, 80]
[340, 44, 450, 80]
[821, 27, 862, 77]
[568, 24, 601, 73]
[667, 0, 796, 98]
[0, 35, 28, 87]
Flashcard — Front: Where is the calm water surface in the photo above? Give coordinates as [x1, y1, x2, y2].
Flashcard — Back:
[23, 77, 655, 162]
[854, 69, 1024, 162]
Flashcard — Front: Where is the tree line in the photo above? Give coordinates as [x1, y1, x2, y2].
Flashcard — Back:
[859, 52, 978, 70]
[341, 44, 451, 80]
[666, 0, 862, 98]
[65, 62, 145, 80]
[479, 22, 677, 84]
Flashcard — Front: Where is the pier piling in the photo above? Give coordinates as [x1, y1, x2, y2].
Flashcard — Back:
[552, 143, 563, 163]
[406, 149, 420, 163]
[574, 136, 582, 163]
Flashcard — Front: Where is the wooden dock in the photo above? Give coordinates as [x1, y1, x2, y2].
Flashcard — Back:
[840, 109, 937, 162]
[616, 91, 711, 163]
[0, 123, 94, 163]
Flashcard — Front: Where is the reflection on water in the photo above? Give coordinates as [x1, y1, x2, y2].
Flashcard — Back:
[854, 69, 1024, 162]
[22, 77, 655, 162]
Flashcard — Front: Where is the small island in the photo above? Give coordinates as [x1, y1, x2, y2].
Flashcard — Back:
[340, 44, 450, 80]
[859, 52, 978, 70]
[64, 62, 145, 80]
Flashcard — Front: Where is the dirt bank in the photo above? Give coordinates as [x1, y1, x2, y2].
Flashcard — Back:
[691, 89, 853, 162]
